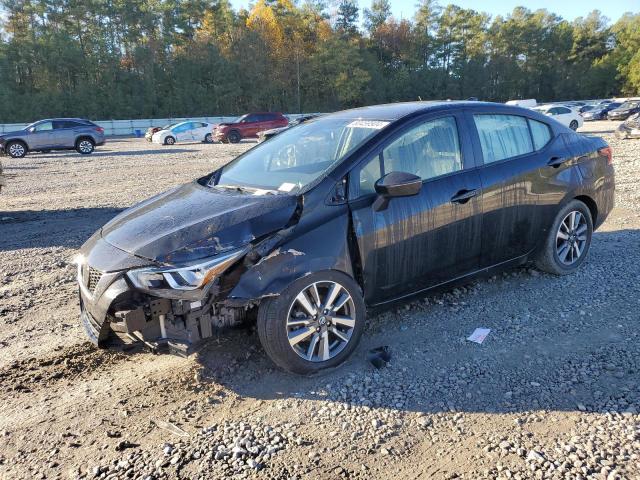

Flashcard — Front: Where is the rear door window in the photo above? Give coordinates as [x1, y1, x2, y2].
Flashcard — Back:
[473, 114, 533, 164]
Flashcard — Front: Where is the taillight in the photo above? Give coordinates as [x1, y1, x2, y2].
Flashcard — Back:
[95, 127, 104, 133]
[599, 146, 613, 165]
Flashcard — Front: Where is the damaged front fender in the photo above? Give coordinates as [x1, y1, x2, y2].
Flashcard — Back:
[227, 206, 355, 303]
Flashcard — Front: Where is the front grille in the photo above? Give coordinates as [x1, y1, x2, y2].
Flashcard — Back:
[87, 266, 103, 292]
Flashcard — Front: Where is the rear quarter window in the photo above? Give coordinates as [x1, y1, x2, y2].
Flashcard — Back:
[528, 119, 552, 150]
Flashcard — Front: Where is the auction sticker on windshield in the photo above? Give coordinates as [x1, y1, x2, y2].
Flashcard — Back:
[278, 183, 297, 192]
[347, 120, 389, 129]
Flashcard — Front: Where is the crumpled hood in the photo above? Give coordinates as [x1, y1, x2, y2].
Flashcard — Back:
[100, 182, 298, 264]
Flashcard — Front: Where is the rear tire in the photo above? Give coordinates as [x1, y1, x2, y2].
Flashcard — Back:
[227, 131, 241, 144]
[6, 141, 27, 158]
[257, 270, 366, 374]
[569, 120, 579, 130]
[535, 200, 593, 275]
[164, 136, 176, 145]
[76, 138, 95, 154]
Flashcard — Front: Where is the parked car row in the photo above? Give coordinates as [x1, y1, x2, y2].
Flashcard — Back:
[0, 112, 314, 160]
[142, 113, 292, 145]
[507, 98, 640, 124]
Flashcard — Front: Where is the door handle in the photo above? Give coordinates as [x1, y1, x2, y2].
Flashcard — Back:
[547, 156, 569, 168]
[450, 189, 478, 204]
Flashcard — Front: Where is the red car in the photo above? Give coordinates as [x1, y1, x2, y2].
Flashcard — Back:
[213, 112, 288, 143]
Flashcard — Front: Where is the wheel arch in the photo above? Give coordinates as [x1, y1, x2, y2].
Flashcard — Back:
[574, 194, 598, 225]
[75, 135, 95, 146]
[6, 138, 28, 151]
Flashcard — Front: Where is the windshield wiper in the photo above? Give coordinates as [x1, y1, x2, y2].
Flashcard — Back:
[215, 184, 278, 195]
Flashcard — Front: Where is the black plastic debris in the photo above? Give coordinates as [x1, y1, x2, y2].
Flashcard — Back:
[367, 346, 391, 369]
[115, 440, 140, 451]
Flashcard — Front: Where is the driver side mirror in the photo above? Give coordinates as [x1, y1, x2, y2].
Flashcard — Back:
[373, 171, 422, 212]
[27, 127, 35, 133]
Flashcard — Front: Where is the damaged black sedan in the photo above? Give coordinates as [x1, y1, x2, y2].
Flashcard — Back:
[77, 102, 615, 374]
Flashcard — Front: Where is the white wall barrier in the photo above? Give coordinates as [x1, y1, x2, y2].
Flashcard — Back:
[0, 114, 312, 136]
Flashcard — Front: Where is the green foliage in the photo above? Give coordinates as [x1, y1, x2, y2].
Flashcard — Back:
[0, 0, 637, 122]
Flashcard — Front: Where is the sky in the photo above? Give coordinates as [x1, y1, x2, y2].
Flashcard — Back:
[230, 0, 639, 23]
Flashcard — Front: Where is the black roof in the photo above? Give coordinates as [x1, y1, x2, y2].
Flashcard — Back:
[328, 101, 521, 121]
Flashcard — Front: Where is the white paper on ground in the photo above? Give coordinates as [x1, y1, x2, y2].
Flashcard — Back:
[467, 328, 491, 344]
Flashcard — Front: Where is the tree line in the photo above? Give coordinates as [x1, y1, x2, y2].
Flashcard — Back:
[0, 0, 638, 123]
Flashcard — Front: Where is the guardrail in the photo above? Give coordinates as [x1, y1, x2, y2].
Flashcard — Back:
[0, 114, 313, 136]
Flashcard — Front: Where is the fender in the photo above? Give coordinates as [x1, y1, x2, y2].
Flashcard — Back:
[227, 209, 354, 302]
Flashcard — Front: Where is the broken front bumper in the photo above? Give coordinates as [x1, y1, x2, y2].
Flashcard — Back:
[77, 237, 249, 355]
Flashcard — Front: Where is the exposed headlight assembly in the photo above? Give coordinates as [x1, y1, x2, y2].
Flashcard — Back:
[127, 247, 248, 297]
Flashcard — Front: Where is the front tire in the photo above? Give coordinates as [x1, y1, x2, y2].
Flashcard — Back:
[227, 131, 241, 144]
[535, 200, 593, 275]
[204, 133, 213, 143]
[164, 136, 176, 145]
[76, 138, 95, 154]
[6, 141, 27, 158]
[257, 270, 366, 374]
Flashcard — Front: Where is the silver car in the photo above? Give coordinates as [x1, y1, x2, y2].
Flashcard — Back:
[0, 118, 106, 158]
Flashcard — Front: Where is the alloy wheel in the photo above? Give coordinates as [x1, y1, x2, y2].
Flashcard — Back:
[286, 281, 356, 362]
[79, 140, 93, 153]
[556, 210, 588, 265]
[9, 143, 25, 158]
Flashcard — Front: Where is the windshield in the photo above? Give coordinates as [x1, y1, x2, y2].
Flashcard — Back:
[212, 117, 388, 193]
[619, 102, 638, 109]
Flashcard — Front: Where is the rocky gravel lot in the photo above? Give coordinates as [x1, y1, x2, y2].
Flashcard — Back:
[0, 121, 638, 480]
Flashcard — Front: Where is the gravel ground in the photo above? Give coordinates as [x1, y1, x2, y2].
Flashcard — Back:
[0, 121, 638, 480]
